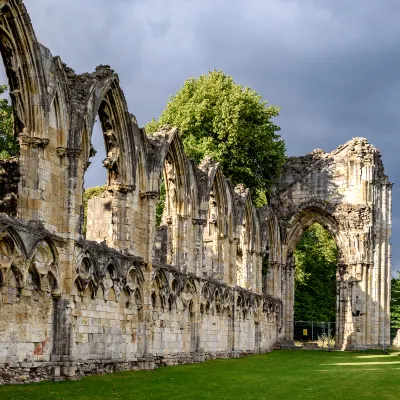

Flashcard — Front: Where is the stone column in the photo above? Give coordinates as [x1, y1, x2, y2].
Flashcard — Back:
[177, 215, 190, 272]
[275, 262, 282, 299]
[134, 191, 157, 369]
[138, 261, 155, 370]
[336, 263, 358, 350]
[231, 290, 241, 358]
[139, 191, 159, 264]
[266, 261, 275, 296]
[381, 182, 392, 348]
[51, 295, 76, 380]
[193, 291, 205, 363]
[242, 248, 251, 290]
[221, 237, 230, 284]
[229, 238, 239, 285]
[282, 255, 295, 346]
[255, 252, 263, 294]
[192, 219, 207, 277]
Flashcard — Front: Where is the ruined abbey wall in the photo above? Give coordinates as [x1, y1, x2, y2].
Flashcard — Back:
[270, 141, 392, 349]
[0, 0, 392, 385]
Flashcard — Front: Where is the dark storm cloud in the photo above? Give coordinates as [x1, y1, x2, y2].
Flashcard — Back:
[2, 0, 400, 273]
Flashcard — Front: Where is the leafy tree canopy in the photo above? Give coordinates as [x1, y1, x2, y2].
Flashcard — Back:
[294, 223, 338, 322]
[0, 84, 17, 159]
[391, 273, 400, 331]
[146, 70, 285, 203]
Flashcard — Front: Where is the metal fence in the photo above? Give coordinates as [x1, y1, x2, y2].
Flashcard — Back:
[281, 321, 400, 351]
[292, 321, 336, 350]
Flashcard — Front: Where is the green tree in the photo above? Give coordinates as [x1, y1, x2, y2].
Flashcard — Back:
[294, 223, 338, 322]
[155, 179, 166, 227]
[146, 70, 285, 203]
[0, 84, 17, 159]
[391, 273, 400, 338]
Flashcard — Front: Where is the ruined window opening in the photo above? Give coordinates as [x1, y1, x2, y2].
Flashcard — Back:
[49, 94, 65, 149]
[293, 222, 338, 323]
[0, 61, 17, 159]
[157, 154, 178, 228]
[203, 184, 223, 280]
[156, 174, 166, 227]
[84, 120, 108, 189]
[83, 120, 110, 237]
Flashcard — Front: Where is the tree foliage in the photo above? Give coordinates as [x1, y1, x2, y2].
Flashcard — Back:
[0, 84, 17, 159]
[156, 179, 166, 227]
[294, 223, 338, 322]
[146, 70, 285, 201]
[391, 273, 400, 330]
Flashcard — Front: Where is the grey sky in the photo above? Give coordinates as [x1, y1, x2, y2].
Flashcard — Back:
[2, 0, 399, 273]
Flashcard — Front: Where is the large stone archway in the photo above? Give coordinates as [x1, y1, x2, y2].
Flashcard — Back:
[270, 138, 392, 349]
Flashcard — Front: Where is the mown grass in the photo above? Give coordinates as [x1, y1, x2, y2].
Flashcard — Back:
[1, 350, 400, 400]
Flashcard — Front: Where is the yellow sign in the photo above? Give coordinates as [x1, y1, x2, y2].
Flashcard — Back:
[303, 329, 308, 336]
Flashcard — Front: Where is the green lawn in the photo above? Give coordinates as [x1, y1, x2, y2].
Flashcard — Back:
[1, 350, 400, 400]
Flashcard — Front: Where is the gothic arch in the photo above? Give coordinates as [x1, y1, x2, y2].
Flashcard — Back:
[0, 228, 24, 294]
[136, 149, 147, 195]
[74, 251, 97, 293]
[0, 226, 27, 260]
[0, 227, 26, 297]
[201, 166, 229, 280]
[104, 258, 119, 279]
[184, 277, 197, 295]
[162, 130, 192, 218]
[82, 76, 136, 187]
[126, 264, 145, 293]
[270, 138, 391, 349]
[243, 198, 258, 253]
[28, 238, 61, 294]
[284, 202, 345, 262]
[152, 128, 195, 268]
[205, 165, 229, 235]
[0, 2, 48, 137]
[49, 90, 68, 148]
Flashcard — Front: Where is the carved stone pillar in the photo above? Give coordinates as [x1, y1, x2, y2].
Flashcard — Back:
[51, 295, 76, 379]
[66, 148, 82, 240]
[228, 238, 238, 285]
[336, 263, 353, 349]
[255, 252, 263, 294]
[136, 260, 155, 370]
[282, 255, 295, 346]
[265, 261, 275, 296]
[192, 219, 207, 277]
[139, 191, 159, 264]
[216, 233, 227, 282]
[177, 214, 190, 272]
[192, 290, 205, 363]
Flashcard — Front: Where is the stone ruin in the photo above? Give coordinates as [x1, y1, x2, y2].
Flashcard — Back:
[0, 0, 392, 384]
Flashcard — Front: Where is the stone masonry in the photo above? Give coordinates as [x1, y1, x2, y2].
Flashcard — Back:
[0, 0, 392, 384]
